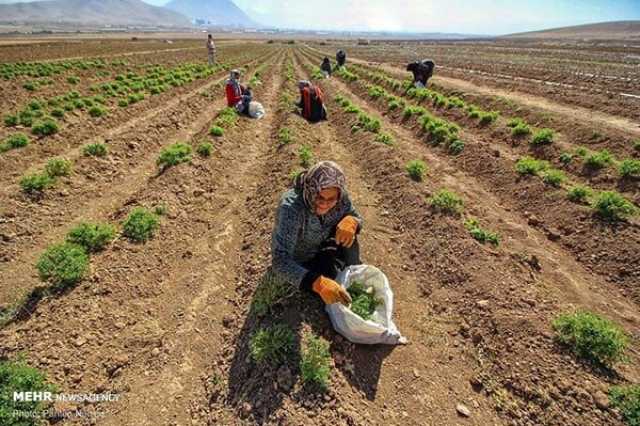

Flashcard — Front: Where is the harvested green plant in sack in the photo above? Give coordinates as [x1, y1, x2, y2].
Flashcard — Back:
[348, 281, 382, 320]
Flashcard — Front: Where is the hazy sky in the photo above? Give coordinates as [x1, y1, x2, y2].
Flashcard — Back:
[149, 0, 640, 35]
[1, 0, 639, 35]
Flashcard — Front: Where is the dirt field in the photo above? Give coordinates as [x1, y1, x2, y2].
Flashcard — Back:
[1, 38, 639, 426]
[317, 40, 640, 122]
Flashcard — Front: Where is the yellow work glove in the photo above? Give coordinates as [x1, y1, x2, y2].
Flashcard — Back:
[336, 215, 358, 248]
[312, 276, 352, 306]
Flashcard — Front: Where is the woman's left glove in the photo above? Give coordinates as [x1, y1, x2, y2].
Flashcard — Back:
[336, 215, 358, 248]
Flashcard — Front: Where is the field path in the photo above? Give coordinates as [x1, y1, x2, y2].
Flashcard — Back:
[100, 52, 289, 426]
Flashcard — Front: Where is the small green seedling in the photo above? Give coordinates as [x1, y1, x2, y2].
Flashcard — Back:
[405, 160, 427, 181]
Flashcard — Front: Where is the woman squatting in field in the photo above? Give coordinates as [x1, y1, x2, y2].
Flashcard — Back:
[225, 69, 252, 115]
[271, 161, 363, 306]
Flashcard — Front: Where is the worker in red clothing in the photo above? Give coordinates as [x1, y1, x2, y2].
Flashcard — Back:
[296, 80, 327, 123]
[225, 69, 252, 115]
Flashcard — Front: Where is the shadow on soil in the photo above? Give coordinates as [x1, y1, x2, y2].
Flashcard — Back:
[215, 268, 397, 424]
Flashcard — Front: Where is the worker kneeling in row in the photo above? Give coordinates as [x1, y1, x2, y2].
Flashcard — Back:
[271, 161, 362, 306]
[320, 57, 332, 78]
[297, 80, 327, 123]
[225, 69, 253, 115]
[225, 69, 265, 118]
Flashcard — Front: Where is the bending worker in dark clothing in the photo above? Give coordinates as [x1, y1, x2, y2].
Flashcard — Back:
[271, 161, 363, 306]
[336, 50, 346, 68]
[407, 59, 435, 88]
[320, 57, 332, 77]
[296, 80, 327, 123]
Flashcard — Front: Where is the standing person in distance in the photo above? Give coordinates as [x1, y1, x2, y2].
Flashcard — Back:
[207, 34, 216, 66]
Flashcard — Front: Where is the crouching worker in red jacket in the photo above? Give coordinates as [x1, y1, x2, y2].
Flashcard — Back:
[225, 69, 252, 115]
[297, 80, 327, 123]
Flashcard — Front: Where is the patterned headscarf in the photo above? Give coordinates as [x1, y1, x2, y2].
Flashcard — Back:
[294, 161, 346, 210]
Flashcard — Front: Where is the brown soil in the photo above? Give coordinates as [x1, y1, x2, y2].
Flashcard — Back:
[0, 41, 638, 426]
[305, 40, 640, 122]
[0, 45, 273, 185]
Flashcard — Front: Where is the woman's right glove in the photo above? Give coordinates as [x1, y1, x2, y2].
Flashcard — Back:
[312, 276, 352, 306]
[336, 215, 359, 248]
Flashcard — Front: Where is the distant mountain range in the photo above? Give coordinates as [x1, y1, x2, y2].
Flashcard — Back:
[0, 0, 191, 27]
[503, 20, 640, 40]
[0, 0, 259, 28]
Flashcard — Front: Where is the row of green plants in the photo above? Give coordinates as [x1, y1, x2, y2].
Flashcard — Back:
[3, 89, 107, 137]
[282, 60, 315, 176]
[551, 309, 639, 425]
[249, 272, 332, 390]
[328, 60, 639, 222]
[562, 146, 640, 179]
[249, 324, 332, 390]
[333, 93, 394, 146]
[97, 62, 226, 108]
[0, 132, 30, 153]
[403, 158, 504, 246]
[310, 66, 326, 80]
[303, 58, 462, 155]
[284, 61, 295, 83]
[1, 58, 124, 80]
[346, 64, 571, 160]
[248, 67, 332, 389]
[523, 127, 640, 179]
[17, 137, 207, 195]
[209, 107, 238, 137]
[331, 82, 499, 247]
[19, 157, 73, 195]
[248, 62, 268, 86]
[359, 81, 466, 154]
[353, 64, 500, 128]
[351, 62, 640, 182]
[343, 64, 531, 148]
[334, 66, 358, 82]
[516, 156, 637, 220]
[1, 210, 161, 330]
[158, 137, 214, 171]
[14, 141, 108, 189]
[3, 62, 232, 140]
[21, 77, 53, 92]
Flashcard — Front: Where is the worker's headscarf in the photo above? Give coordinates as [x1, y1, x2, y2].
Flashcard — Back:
[298, 80, 312, 91]
[230, 69, 241, 80]
[294, 161, 346, 210]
